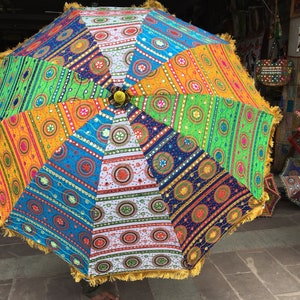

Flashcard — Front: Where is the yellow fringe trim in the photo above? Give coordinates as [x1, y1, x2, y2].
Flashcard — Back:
[139, 0, 169, 11]
[219, 33, 237, 52]
[70, 256, 205, 286]
[64, 2, 83, 11]
[0, 49, 13, 64]
[62, 0, 168, 12]
[2, 227, 51, 254]
[219, 33, 283, 120]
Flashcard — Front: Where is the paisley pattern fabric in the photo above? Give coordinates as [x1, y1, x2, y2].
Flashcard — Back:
[0, 5, 281, 283]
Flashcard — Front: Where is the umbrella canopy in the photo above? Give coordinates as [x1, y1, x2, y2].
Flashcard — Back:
[261, 173, 281, 217]
[0, 1, 282, 284]
[280, 158, 300, 207]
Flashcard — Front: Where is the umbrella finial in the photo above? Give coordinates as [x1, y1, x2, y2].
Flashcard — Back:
[109, 87, 130, 108]
[114, 91, 126, 105]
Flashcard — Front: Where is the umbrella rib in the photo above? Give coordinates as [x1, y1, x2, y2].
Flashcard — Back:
[170, 94, 185, 130]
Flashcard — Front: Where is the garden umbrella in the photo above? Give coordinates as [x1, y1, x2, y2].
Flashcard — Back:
[0, 1, 282, 284]
[280, 158, 300, 207]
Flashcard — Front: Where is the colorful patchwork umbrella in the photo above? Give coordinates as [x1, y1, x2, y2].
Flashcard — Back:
[261, 173, 281, 217]
[0, 1, 282, 284]
[280, 158, 300, 207]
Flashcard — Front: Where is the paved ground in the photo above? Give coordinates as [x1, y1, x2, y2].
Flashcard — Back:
[0, 187, 300, 300]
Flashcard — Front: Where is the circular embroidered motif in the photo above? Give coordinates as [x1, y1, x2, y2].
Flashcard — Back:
[92, 235, 109, 250]
[123, 256, 142, 269]
[205, 226, 221, 244]
[174, 180, 193, 201]
[117, 201, 137, 218]
[152, 255, 171, 267]
[112, 164, 133, 185]
[95, 260, 113, 274]
[120, 231, 140, 245]
[110, 125, 130, 146]
[191, 204, 208, 223]
[175, 225, 187, 244]
[152, 151, 174, 175]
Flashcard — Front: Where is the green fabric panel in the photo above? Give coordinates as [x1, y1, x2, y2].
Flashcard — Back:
[0, 55, 110, 120]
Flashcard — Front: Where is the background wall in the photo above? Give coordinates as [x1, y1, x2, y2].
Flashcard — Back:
[273, 10, 300, 172]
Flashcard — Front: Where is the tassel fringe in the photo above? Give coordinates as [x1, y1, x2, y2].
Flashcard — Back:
[139, 0, 169, 11]
[64, 2, 83, 11]
[70, 256, 205, 286]
[62, 0, 168, 12]
[2, 227, 51, 254]
[219, 33, 237, 52]
[0, 49, 13, 64]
